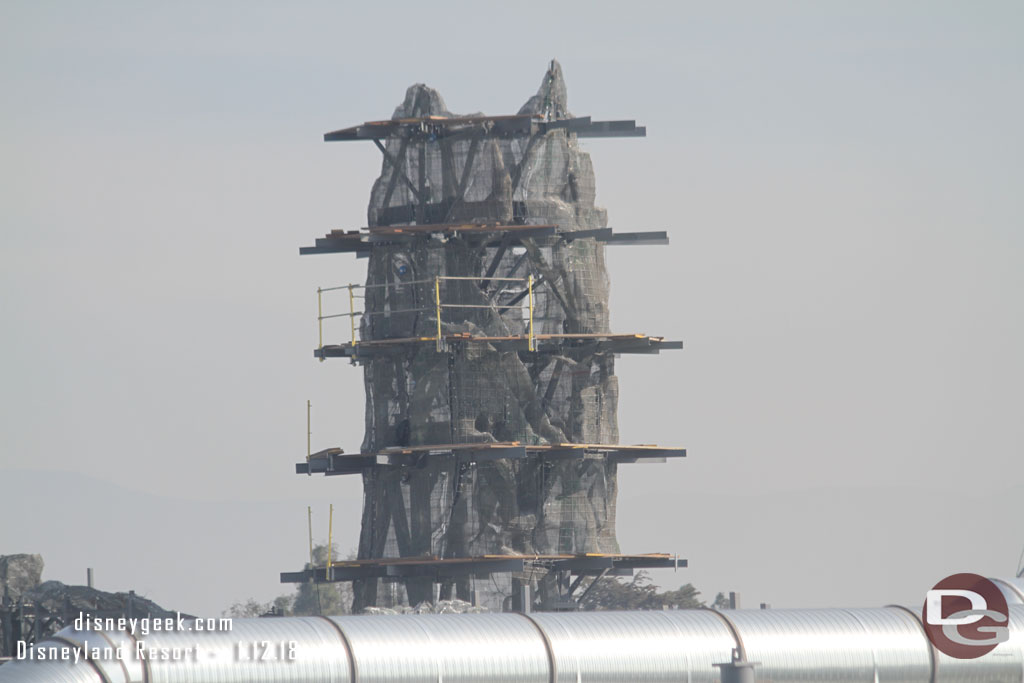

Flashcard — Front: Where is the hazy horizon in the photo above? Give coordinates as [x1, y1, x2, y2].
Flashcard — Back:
[2, 1, 1021, 615]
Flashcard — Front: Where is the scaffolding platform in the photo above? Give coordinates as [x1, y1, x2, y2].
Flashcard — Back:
[287, 67, 685, 612]
[297, 442, 686, 476]
[281, 552, 685, 584]
[323, 114, 645, 143]
[300, 225, 669, 255]
[316, 333, 682, 360]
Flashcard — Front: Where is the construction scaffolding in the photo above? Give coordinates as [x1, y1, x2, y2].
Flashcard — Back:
[284, 61, 685, 611]
[317, 273, 538, 353]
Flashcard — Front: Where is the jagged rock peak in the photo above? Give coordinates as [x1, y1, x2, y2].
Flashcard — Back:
[0, 554, 43, 602]
[519, 59, 570, 120]
[390, 60, 570, 121]
[392, 84, 451, 119]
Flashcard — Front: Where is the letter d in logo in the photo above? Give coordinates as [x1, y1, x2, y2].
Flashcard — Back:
[926, 589, 989, 626]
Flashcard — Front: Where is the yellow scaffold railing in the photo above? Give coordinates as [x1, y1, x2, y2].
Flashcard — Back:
[316, 275, 536, 356]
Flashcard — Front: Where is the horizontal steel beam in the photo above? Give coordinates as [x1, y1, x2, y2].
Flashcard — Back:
[323, 116, 646, 142]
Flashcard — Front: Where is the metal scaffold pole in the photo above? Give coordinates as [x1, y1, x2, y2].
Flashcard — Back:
[434, 276, 442, 352]
[317, 287, 324, 362]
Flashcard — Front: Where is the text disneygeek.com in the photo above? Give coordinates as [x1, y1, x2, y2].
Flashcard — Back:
[74, 612, 232, 635]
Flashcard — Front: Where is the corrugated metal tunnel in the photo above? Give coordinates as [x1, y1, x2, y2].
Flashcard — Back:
[2, 587, 1023, 683]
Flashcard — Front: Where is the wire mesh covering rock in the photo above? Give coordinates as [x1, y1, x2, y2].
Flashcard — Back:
[352, 62, 625, 611]
[0, 555, 43, 603]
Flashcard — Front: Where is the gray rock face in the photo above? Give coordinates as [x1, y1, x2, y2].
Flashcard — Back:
[21, 580, 175, 618]
[353, 62, 621, 610]
[0, 564, 179, 658]
[0, 554, 43, 602]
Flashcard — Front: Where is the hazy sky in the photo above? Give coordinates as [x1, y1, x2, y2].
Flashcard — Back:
[2, 1, 1021, 616]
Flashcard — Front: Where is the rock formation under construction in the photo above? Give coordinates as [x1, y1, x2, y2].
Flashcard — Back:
[290, 61, 685, 612]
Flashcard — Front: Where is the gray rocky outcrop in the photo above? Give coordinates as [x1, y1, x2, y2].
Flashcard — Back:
[0, 554, 43, 603]
[353, 62, 622, 611]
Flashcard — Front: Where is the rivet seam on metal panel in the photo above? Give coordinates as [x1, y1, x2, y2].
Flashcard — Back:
[885, 605, 936, 683]
[651, 610, 694, 682]
[117, 627, 147, 683]
[516, 613, 556, 683]
[95, 630, 134, 683]
[317, 615, 357, 683]
[839, 609, 880, 683]
[49, 634, 112, 683]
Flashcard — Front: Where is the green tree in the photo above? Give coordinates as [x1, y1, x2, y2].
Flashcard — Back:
[223, 594, 294, 618]
[291, 544, 354, 616]
[222, 545, 354, 617]
[578, 571, 704, 611]
[224, 598, 273, 618]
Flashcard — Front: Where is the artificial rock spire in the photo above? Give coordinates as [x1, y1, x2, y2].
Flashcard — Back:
[353, 62, 621, 610]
